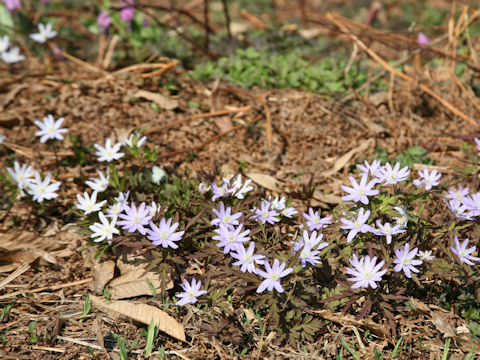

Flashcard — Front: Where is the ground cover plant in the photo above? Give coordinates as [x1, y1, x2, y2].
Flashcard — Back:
[1, 0, 480, 359]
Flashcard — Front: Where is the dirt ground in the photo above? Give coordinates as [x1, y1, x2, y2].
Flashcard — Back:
[1, 11, 480, 359]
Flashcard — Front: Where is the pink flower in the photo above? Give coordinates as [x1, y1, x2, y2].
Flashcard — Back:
[417, 32, 430, 46]
[97, 11, 111, 32]
[120, 0, 135, 23]
[3, 0, 21, 11]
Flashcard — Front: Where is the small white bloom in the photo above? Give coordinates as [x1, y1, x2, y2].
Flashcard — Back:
[85, 170, 109, 192]
[34, 114, 68, 143]
[94, 138, 124, 162]
[151, 166, 166, 185]
[0, 134, 5, 144]
[1, 47, 25, 64]
[7, 161, 36, 190]
[418, 250, 434, 261]
[0, 35, 10, 52]
[393, 206, 408, 229]
[27, 172, 61, 203]
[29, 23, 57, 44]
[122, 132, 147, 148]
[75, 191, 106, 215]
[89, 211, 119, 244]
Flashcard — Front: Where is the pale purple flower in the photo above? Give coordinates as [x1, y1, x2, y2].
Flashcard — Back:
[34, 115, 68, 143]
[375, 162, 410, 185]
[146, 218, 184, 249]
[341, 174, 379, 204]
[94, 138, 124, 162]
[213, 223, 250, 254]
[230, 242, 265, 274]
[2, 0, 21, 11]
[450, 236, 480, 266]
[475, 138, 480, 151]
[373, 221, 406, 244]
[251, 201, 279, 225]
[97, 11, 111, 32]
[211, 182, 229, 201]
[291, 231, 328, 267]
[89, 211, 119, 244]
[461, 193, 480, 217]
[417, 32, 430, 46]
[117, 202, 152, 235]
[340, 208, 373, 243]
[393, 243, 422, 278]
[445, 186, 469, 202]
[444, 199, 474, 220]
[26, 172, 61, 202]
[357, 159, 382, 179]
[346, 254, 386, 289]
[211, 202, 242, 227]
[302, 208, 332, 231]
[175, 278, 207, 306]
[413, 168, 441, 191]
[291, 231, 328, 252]
[256, 259, 293, 293]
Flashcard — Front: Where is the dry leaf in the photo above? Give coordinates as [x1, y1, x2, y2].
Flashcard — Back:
[246, 172, 281, 192]
[322, 138, 374, 177]
[90, 260, 115, 295]
[312, 190, 342, 205]
[133, 90, 178, 110]
[431, 312, 456, 338]
[90, 295, 186, 342]
[108, 268, 173, 300]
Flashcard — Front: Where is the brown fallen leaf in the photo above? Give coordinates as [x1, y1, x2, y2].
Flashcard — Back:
[90, 260, 115, 295]
[246, 172, 281, 192]
[312, 190, 342, 205]
[210, 78, 234, 133]
[90, 295, 186, 342]
[321, 138, 374, 177]
[132, 90, 178, 110]
[108, 268, 173, 300]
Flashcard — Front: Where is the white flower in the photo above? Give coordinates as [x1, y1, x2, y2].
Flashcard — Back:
[85, 170, 109, 192]
[75, 191, 106, 215]
[26, 172, 61, 203]
[418, 250, 434, 261]
[0, 134, 5, 144]
[1, 47, 25, 64]
[393, 206, 408, 229]
[7, 162, 36, 190]
[94, 138, 124, 162]
[122, 132, 147, 148]
[34, 114, 68, 143]
[0, 35, 10, 52]
[29, 23, 57, 44]
[89, 211, 119, 244]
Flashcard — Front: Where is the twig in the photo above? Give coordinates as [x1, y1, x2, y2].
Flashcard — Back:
[203, 0, 210, 52]
[144, 106, 251, 135]
[61, 51, 109, 75]
[159, 114, 262, 159]
[0, 263, 31, 291]
[0, 278, 92, 300]
[139, 60, 179, 78]
[56, 336, 103, 350]
[327, 13, 478, 127]
[102, 34, 119, 70]
[221, 0, 232, 38]
[31, 345, 66, 353]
